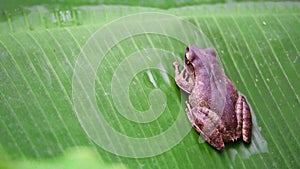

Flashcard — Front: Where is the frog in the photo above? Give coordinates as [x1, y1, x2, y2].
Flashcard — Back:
[173, 46, 252, 150]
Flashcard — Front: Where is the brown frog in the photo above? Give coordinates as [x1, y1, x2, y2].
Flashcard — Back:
[173, 46, 252, 150]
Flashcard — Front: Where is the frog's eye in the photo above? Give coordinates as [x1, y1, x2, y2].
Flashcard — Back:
[184, 54, 191, 65]
[185, 52, 194, 65]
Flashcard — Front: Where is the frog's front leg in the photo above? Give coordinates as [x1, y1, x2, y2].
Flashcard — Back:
[186, 101, 225, 150]
[173, 62, 194, 93]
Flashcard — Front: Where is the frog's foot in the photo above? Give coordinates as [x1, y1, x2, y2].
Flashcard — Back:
[206, 129, 225, 151]
[185, 102, 224, 150]
[235, 95, 252, 143]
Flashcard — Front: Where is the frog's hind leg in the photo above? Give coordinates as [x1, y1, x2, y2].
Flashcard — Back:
[242, 96, 252, 143]
[236, 95, 252, 143]
[185, 101, 224, 150]
[235, 95, 243, 140]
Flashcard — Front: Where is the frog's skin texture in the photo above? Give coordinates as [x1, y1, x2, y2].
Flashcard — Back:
[173, 46, 252, 150]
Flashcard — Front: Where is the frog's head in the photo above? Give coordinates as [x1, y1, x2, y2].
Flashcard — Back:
[184, 46, 217, 72]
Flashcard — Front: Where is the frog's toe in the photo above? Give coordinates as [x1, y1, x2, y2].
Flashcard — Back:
[173, 62, 179, 67]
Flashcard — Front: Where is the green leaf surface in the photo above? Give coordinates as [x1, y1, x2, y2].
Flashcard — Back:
[1, 1, 299, 169]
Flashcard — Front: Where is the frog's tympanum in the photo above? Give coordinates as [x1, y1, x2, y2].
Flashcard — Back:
[173, 46, 252, 150]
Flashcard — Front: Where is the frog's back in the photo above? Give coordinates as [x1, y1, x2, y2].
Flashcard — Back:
[220, 77, 239, 141]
